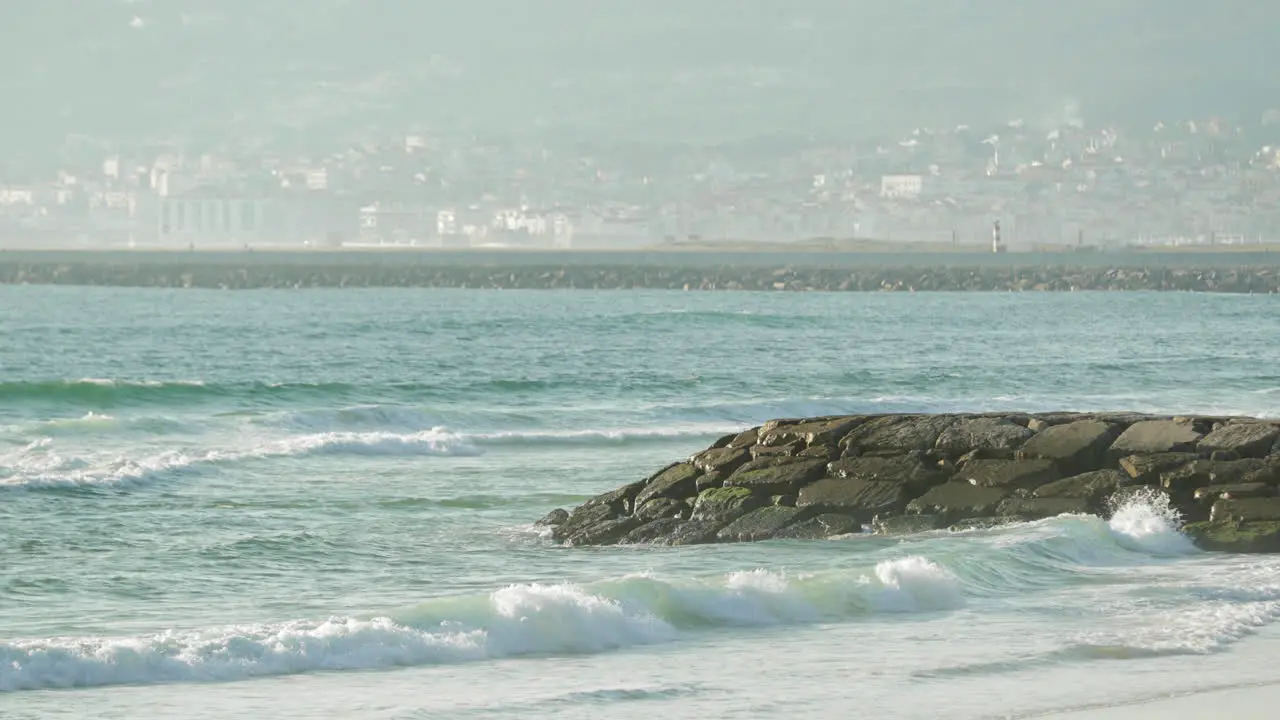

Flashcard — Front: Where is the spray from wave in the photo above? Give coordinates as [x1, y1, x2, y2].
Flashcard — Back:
[1105, 487, 1196, 556]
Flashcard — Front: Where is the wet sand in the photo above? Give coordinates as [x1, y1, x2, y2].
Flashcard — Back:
[1040, 682, 1280, 720]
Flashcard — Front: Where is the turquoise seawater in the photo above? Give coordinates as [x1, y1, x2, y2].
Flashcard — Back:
[3, 287, 1280, 719]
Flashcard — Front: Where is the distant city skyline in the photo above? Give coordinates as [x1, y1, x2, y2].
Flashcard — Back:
[3, 2, 1280, 250]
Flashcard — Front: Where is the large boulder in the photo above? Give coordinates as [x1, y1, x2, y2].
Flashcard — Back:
[695, 471, 727, 492]
[1194, 483, 1275, 505]
[691, 446, 752, 475]
[582, 479, 647, 514]
[1119, 452, 1199, 484]
[535, 508, 569, 527]
[724, 458, 828, 494]
[1108, 420, 1202, 458]
[827, 454, 945, 491]
[1199, 422, 1280, 459]
[691, 486, 765, 523]
[1017, 419, 1120, 472]
[956, 458, 1060, 490]
[759, 416, 864, 447]
[906, 481, 1011, 523]
[1034, 469, 1124, 508]
[1184, 519, 1280, 552]
[634, 497, 687, 522]
[796, 476, 916, 520]
[716, 506, 806, 542]
[725, 428, 759, 449]
[773, 513, 862, 539]
[935, 417, 1033, 455]
[563, 517, 641, 546]
[1160, 460, 1215, 493]
[798, 443, 840, 461]
[843, 415, 957, 454]
[1208, 458, 1279, 486]
[872, 514, 946, 534]
[1093, 412, 1166, 425]
[1210, 497, 1280, 523]
[620, 517, 685, 544]
[554, 489, 637, 541]
[996, 496, 1091, 519]
[750, 443, 801, 460]
[633, 463, 702, 508]
[665, 520, 729, 545]
[621, 518, 728, 546]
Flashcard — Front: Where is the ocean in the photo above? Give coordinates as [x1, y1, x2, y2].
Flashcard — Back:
[2, 286, 1279, 719]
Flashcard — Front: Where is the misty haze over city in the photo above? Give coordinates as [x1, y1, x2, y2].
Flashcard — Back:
[3, 0, 1280, 249]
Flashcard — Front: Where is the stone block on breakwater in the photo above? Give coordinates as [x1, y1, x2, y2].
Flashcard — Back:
[539, 412, 1280, 553]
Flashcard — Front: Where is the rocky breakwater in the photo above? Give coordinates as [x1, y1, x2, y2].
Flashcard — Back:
[2, 259, 1280, 292]
[537, 413, 1280, 552]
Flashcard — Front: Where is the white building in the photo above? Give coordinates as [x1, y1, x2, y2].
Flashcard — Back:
[436, 209, 457, 236]
[304, 168, 329, 191]
[880, 174, 923, 199]
[157, 190, 274, 243]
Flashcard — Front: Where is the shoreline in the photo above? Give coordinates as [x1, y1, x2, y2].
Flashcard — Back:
[1037, 680, 1280, 719]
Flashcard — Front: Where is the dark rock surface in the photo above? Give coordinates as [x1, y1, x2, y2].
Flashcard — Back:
[1034, 470, 1124, 511]
[724, 458, 828, 495]
[1017, 419, 1119, 473]
[542, 412, 1280, 552]
[1199, 422, 1280, 459]
[1108, 419, 1203, 457]
[716, 506, 807, 542]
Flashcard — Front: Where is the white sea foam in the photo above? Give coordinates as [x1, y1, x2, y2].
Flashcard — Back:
[72, 378, 206, 388]
[2, 417, 756, 489]
[258, 428, 479, 458]
[471, 424, 734, 446]
[0, 428, 478, 490]
[5, 412, 119, 438]
[1107, 488, 1197, 556]
[0, 440, 206, 490]
[0, 565, 966, 691]
[1067, 566, 1280, 658]
[266, 405, 443, 432]
[867, 556, 965, 612]
[268, 403, 737, 444]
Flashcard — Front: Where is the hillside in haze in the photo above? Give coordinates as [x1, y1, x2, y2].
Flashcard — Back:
[3, 0, 1277, 153]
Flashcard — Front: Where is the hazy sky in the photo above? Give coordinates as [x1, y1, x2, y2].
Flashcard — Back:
[2, 0, 1276, 152]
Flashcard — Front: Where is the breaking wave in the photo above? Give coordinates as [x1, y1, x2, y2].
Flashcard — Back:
[0, 429, 478, 490]
[0, 558, 961, 692]
[0, 418, 742, 491]
[5, 492, 1274, 693]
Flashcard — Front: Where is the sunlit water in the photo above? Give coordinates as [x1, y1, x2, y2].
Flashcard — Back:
[2, 288, 1280, 719]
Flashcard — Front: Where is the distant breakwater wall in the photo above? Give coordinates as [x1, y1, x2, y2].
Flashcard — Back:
[2, 259, 1280, 292]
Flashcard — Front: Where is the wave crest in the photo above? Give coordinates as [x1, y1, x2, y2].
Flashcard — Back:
[0, 563, 964, 691]
[0, 428, 477, 490]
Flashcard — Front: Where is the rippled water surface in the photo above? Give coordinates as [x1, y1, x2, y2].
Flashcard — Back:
[2, 287, 1280, 719]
